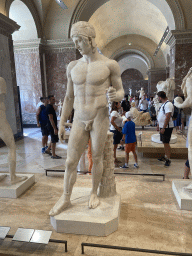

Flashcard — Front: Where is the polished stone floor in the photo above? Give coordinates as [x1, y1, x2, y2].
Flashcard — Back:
[0, 127, 192, 255]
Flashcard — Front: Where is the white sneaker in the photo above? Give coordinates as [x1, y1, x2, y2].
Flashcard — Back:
[134, 163, 139, 168]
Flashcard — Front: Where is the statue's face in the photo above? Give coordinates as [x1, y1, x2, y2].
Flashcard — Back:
[72, 35, 92, 55]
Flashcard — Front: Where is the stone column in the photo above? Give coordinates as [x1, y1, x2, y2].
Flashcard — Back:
[147, 68, 167, 95]
[0, 13, 22, 142]
[42, 39, 76, 103]
[98, 131, 116, 198]
[166, 30, 192, 93]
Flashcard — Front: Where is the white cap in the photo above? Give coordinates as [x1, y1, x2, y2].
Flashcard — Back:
[125, 111, 133, 119]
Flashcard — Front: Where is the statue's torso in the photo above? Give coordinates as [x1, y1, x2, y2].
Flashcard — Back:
[71, 60, 111, 120]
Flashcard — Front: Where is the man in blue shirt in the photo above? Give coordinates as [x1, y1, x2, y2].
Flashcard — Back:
[120, 111, 139, 168]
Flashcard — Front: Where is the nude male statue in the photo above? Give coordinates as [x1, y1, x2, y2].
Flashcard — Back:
[49, 21, 124, 216]
[0, 77, 26, 184]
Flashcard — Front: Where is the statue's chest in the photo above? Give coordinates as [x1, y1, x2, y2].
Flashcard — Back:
[71, 62, 110, 85]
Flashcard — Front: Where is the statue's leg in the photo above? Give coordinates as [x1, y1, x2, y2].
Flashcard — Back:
[0, 118, 26, 184]
[49, 119, 90, 216]
[188, 116, 192, 175]
[89, 108, 109, 209]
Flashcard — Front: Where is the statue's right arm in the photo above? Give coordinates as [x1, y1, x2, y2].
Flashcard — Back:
[174, 96, 192, 109]
[59, 61, 76, 142]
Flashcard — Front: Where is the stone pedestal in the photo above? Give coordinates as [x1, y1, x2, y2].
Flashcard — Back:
[172, 180, 192, 211]
[151, 134, 177, 144]
[50, 132, 120, 236]
[0, 174, 35, 198]
[50, 187, 121, 236]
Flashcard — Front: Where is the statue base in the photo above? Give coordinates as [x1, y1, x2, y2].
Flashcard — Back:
[151, 134, 177, 144]
[172, 180, 192, 210]
[50, 187, 121, 236]
[0, 173, 35, 198]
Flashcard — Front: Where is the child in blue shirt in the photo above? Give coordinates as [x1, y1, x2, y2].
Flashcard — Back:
[120, 111, 139, 168]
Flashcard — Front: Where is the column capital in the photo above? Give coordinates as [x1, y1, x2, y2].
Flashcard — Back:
[147, 68, 166, 74]
[13, 39, 75, 53]
[42, 39, 75, 53]
[13, 39, 41, 52]
[166, 30, 192, 48]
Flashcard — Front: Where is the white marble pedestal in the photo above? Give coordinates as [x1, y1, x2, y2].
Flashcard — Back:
[0, 174, 35, 198]
[50, 187, 121, 236]
[172, 180, 192, 210]
[151, 134, 177, 144]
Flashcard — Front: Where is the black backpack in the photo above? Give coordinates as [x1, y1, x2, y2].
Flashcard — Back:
[162, 101, 179, 121]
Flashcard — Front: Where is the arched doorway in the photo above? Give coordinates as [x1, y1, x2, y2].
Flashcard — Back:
[9, 0, 43, 126]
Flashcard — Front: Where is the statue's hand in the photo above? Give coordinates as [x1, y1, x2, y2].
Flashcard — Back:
[107, 86, 117, 102]
[59, 125, 66, 143]
[174, 96, 183, 108]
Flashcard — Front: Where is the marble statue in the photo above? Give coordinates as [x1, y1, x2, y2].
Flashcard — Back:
[129, 102, 151, 126]
[174, 68, 192, 193]
[0, 77, 26, 184]
[57, 99, 63, 117]
[137, 87, 145, 99]
[156, 78, 175, 101]
[154, 78, 175, 116]
[129, 88, 132, 96]
[153, 94, 162, 115]
[49, 21, 124, 216]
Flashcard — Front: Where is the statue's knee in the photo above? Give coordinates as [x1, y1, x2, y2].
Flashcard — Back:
[65, 159, 78, 170]
[92, 155, 102, 165]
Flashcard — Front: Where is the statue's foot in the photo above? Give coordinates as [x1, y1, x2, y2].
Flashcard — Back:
[0, 174, 7, 182]
[11, 175, 27, 185]
[88, 194, 100, 209]
[49, 200, 71, 216]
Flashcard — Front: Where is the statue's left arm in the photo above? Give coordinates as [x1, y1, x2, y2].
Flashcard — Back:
[108, 60, 124, 102]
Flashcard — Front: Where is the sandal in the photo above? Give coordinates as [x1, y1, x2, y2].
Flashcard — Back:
[51, 155, 62, 159]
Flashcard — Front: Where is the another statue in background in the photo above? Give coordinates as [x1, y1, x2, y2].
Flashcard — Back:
[129, 102, 151, 126]
[57, 99, 63, 117]
[154, 78, 175, 115]
[137, 87, 145, 99]
[156, 78, 175, 102]
[0, 77, 26, 184]
[129, 88, 132, 97]
[49, 21, 124, 216]
[174, 68, 192, 191]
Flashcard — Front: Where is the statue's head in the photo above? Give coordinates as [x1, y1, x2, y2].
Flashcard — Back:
[131, 102, 135, 108]
[71, 21, 97, 54]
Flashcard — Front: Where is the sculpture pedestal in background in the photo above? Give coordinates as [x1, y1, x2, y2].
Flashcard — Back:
[172, 180, 192, 211]
[0, 173, 35, 198]
[151, 134, 177, 144]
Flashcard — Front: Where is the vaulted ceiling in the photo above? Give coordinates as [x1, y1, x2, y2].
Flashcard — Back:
[4, 0, 189, 75]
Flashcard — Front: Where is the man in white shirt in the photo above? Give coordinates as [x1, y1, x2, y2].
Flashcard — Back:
[157, 91, 174, 167]
[139, 95, 148, 112]
[36, 97, 44, 110]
